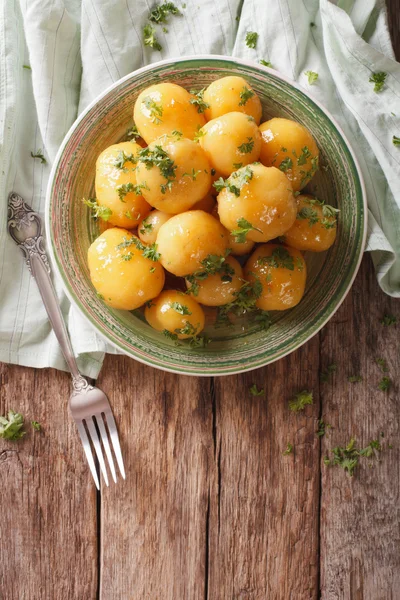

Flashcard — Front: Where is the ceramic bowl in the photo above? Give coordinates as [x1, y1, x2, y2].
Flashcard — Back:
[46, 56, 367, 376]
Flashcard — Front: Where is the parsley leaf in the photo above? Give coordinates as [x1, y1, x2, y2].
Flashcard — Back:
[0, 411, 26, 440]
[183, 168, 202, 181]
[237, 137, 254, 154]
[245, 31, 258, 49]
[279, 157, 293, 172]
[283, 443, 293, 455]
[31, 421, 41, 431]
[231, 218, 262, 243]
[113, 150, 135, 170]
[170, 302, 192, 315]
[139, 145, 176, 181]
[193, 126, 206, 142]
[259, 59, 272, 68]
[238, 86, 254, 106]
[297, 146, 312, 166]
[258, 247, 295, 271]
[297, 206, 319, 226]
[369, 71, 387, 93]
[393, 135, 400, 146]
[217, 279, 263, 318]
[31, 149, 46, 164]
[116, 182, 149, 201]
[324, 437, 382, 477]
[249, 384, 264, 396]
[380, 314, 397, 326]
[376, 357, 388, 373]
[320, 364, 337, 382]
[288, 390, 313, 412]
[116, 236, 161, 261]
[316, 420, 331, 437]
[143, 24, 162, 50]
[149, 2, 180, 23]
[305, 70, 318, 85]
[140, 219, 154, 235]
[82, 198, 113, 221]
[213, 166, 253, 197]
[126, 125, 140, 140]
[189, 88, 210, 114]
[348, 375, 362, 383]
[378, 376, 391, 392]
[163, 329, 178, 341]
[143, 96, 163, 123]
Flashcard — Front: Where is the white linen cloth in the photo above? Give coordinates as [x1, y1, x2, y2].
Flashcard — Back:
[0, 0, 399, 377]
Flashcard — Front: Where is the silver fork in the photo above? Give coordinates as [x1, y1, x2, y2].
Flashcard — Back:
[7, 192, 125, 489]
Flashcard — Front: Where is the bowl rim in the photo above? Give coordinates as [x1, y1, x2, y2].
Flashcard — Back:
[45, 54, 368, 376]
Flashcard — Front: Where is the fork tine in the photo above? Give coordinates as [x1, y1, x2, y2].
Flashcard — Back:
[76, 421, 100, 490]
[94, 414, 117, 483]
[104, 410, 125, 479]
[86, 418, 109, 486]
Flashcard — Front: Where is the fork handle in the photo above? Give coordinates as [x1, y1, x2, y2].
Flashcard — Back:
[30, 252, 81, 379]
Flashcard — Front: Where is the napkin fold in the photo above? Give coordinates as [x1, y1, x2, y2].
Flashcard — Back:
[0, 0, 399, 377]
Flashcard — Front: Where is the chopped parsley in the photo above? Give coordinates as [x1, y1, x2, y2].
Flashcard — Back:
[193, 126, 206, 142]
[279, 157, 293, 172]
[143, 96, 163, 123]
[320, 364, 337, 382]
[217, 279, 263, 318]
[378, 376, 391, 392]
[143, 24, 162, 51]
[324, 437, 382, 477]
[114, 150, 135, 169]
[175, 321, 197, 336]
[258, 247, 295, 271]
[322, 205, 340, 218]
[369, 71, 387, 93]
[380, 314, 397, 326]
[163, 329, 178, 341]
[189, 88, 210, 113]
[171, 129, 183, 138]
[245, 31, 258, 49]
[259, 59, 272, 68]
[238, 86, 254, 106]
[82, 198, 113, 221]
[23, 64, 31, 70]
[117, 236, 161, 261]
[283, 443, 293, 455]
[252, 310, 271, 330]
[116, 182, 149, 201]
[183, 168, 202, 181]
[124, 210, 135, 220]
[297, 206, 319, 226]
[138, 145, 176, 191]
[31, 149, 46, 164]
[305, 70, 318, 85]
[170, 302, 192, 315]
[213, 166, 253, 197]
[393, 135, 400, 146]
[231, 218, 262, 243]
[185, 253, 234, 294]
[376, 357, 388, 372]
[288, 390, 313, 412]
[233, 162, 243, 169]
[0, 411, 26, 440]
[297, 146, 312, 166]
[189, 334, 211, 348]
[31, 421, 41, 431]
[149, 2, 180, 23]
[249, 384, 264, 396]
[126, 125, 140, 140]
[140, 219, 154, 235]
[316, 420, 331, 437]
[348, 375, 362, 383]
[237, 137, 254, 154]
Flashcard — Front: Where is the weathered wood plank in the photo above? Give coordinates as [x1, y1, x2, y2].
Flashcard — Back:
[320, 257, 400, 600]
[0, 364, 98, 600]
[98, 356, 213, 600]
[208, 337, 321, 599]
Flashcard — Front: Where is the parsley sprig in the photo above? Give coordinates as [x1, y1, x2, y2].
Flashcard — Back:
[170, 302, 192, 315]
[238, 86, 254, 106]
[113, 150, 135, 170]
[231, 218, 262, 243]
[117, 236, 161, 261]
[297, 206, 319, 226]
[288, 390, 313, 412]
[213, 166, 253, 197]
[305, 70, 318, 85]
[31, 149, 46, 164]
[324, 437, 382, 477]
[143, 24, 162, 50]
[0, 410, 26, 440]
[149, 2, 180, 23]
[189, 88, 210, 114]
[249, 384, 264, 396]
[237, 137, 254, 154]
[258, 247, 296, 271]
[116, 182, 149, 202]
[245, 31, 258, 49]
[82, 198, 113, 221]
[143, 96, 163, 123]
[369, 71, 387, 93]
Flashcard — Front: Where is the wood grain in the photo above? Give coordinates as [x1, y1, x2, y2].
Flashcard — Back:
[319, 257, 400, 600]
[0, 364, 98, 600]
[97, 356, 213, 600]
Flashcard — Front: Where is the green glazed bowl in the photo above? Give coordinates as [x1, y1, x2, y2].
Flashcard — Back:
[46, 56, 367, 376]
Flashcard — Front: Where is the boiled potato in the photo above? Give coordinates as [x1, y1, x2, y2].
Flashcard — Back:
[199, 112, 261, 177]
[192, 193, 216, 213]
[135, 135, 212, 214]
[211, 204, 255, 256]
[88, 228, 165, 310]
[185, 255, 243, 306]
[134, 83, 206, 144]
[95, 141, 151, 229]
[138, 210, 171, 245]
[217, 163, 297, 242]
[203, 76, 262, 124]
[259, 118, 319, 192]
[156, 210, 228, 277]
[244, 243, 307, 311]
[145, 290, 205, 339]
[283, 195, 338, 252]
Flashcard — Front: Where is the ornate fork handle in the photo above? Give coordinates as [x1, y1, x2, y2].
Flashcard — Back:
[8, 192, 82, 381]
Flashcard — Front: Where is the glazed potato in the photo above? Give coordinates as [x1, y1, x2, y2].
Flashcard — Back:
[135, 135, 212, 214]
[192, 193, 216, 213]
[134, 83, 206, 144]
[185, 255, 244, 306]
[217, 163, 297, 242]
[259, 118, 319, 192]
[95, 141, 151, 229]
[245, 244, 307, 311]
[199, 112, 262, 177]
[88, 228, 165, 310]
[211, 204, 255, 256]
[145, 290, 205, 339]
[156, 210, 228, 277]
[283, 195, 338, 252]
[138, 210, 171, 245]
[203, 76, 262, 124]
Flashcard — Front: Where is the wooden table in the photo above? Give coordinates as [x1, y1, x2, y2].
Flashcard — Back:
[1, 7, 399, 600]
